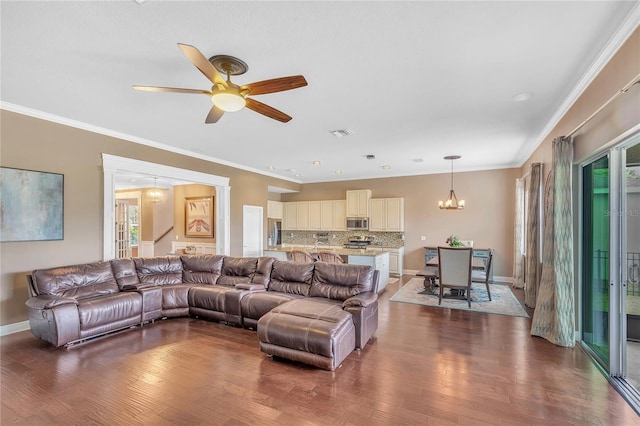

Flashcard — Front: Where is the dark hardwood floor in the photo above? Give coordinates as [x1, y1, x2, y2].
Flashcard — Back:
[2, 276, 639, 425]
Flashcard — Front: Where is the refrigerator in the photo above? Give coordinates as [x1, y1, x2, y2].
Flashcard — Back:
[267, 218, 282, 247]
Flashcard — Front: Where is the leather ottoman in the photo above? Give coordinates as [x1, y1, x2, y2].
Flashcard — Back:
[257, 299, 356, 371]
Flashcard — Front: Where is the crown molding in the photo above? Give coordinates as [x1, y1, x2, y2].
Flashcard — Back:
[0, 102, 301, 185]
[516, 2, 640, 167]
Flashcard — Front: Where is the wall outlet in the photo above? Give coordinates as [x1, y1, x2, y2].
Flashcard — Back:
[420, 236, 426, 241]
[176, 235, 179, 240]
[332, 234, 336, 239]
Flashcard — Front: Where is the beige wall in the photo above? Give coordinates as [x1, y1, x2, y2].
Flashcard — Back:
[0, 110, 299, 325]
[282, 168, 520, 278]
[521, 27, 640, 174]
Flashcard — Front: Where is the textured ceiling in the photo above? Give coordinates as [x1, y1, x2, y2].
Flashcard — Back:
[1, 1, 638, 184]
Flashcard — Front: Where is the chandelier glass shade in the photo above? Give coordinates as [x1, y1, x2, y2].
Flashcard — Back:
[438, 155, 465, 210]
[148, 178, 162, 204]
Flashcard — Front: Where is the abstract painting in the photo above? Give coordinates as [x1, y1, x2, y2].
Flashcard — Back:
[0, 167, 64, 242]
[185, 196, 214, 238]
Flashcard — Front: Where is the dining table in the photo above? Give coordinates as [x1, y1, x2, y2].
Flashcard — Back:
[418, 256, 487, 296]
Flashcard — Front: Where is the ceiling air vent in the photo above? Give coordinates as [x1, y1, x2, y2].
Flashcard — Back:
[412, 158, 424, 163]
[329, 128, 355, 138]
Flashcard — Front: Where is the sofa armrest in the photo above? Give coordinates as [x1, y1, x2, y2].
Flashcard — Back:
[342, 292, 378, 308]
[235, 283, 266, 291]
[25, 295, 77, 310]
[121, 283, 158, 291]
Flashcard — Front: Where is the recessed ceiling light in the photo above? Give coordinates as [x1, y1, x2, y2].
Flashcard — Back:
[329, 129, 355, 138]
[335, 170, 343, 174]
[382, 165, 391, 170]
[512, 92, 532, 102]
[295, 173, 301, 177]
[286, 168, 297, 173]
[312, 160, 321, 166]
[267, 165, 275, 170]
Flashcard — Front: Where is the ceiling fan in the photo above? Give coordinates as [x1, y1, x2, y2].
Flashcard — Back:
[133, 43, 308, 123]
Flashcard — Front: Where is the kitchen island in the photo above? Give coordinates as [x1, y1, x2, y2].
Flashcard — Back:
[263, 246, 390, 292]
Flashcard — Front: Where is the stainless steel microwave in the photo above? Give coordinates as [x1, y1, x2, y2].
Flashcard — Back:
[346, 217, 369, 230]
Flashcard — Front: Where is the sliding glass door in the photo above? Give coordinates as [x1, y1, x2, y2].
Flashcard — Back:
[582, 155, 610, 367]
[581, 136, 640, 409]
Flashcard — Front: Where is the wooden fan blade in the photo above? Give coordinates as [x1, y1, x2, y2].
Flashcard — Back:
[132, 85, 212, 95]
[245, 98, 292, 123]
[241, 75, 307, 96]
[177, 43, 226, 87]
[205, 105, 225, 124]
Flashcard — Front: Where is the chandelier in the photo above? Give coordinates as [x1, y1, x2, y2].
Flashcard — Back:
[148, 177, 162, 204]
[438, 155, 465, 210]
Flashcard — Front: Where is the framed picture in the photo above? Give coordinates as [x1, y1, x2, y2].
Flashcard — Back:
[185, 196, 214, 238]
[0, 167, 64, 242]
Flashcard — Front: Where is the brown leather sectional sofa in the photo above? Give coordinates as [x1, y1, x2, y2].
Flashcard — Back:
[25, 255, 379, 370]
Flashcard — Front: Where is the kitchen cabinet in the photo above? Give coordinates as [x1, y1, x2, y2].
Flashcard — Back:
[297, 202, 309, 230]
[333, 200, 346, 231]
[369, 197, 404, 231]
[308, 201, 321, 230]
[346, 189, 371, 217]
[284, 201, 310, 230]
[285, 200, 346, 231]
[263, 249, 289, 261]
[319, 200, 346, 231]
[283, 202, 298, 229]
[387, 247, 404, 276]
[267, 200, 283, 219]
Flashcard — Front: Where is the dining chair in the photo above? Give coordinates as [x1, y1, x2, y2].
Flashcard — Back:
[471, 250, 493, 301]
[317, 251, 345, 264]
[437, 246, 473, 307]
[288, 250, 315, 263]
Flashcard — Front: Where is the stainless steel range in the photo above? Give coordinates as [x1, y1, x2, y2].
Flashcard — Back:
[343, 236, 374, 249]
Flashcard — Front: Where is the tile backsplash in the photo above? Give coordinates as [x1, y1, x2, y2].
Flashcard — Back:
[281, 231, 404, 248]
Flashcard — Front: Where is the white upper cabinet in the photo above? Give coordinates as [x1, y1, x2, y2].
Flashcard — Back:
[308, 201, 321, 230]
[319, 200, 346, 231]
[283, 200, 345, 231]
[346, 189, 372, 217]
[333, 200, 346, 231]
[267, 200, 283, 219]
[369, 197, 404, 231]
[283, 202, 298, 229]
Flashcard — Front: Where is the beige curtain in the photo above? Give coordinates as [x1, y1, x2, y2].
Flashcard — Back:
[531, 136, 575, 347]
[513, 178, 525, 288]
[525, 163, 542, 307]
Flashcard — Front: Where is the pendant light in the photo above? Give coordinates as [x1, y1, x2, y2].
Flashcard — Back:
[148, 177, 162, 204]
[438, 155, 465, 210]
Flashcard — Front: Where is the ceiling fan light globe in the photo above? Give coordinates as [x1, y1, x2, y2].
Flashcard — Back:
[211, 92, 246, 112]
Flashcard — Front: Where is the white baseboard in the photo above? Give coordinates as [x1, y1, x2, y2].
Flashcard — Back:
[0, 320, 30, 336]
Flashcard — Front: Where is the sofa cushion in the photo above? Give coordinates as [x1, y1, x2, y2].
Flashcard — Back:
[309, 262, 374, 301]
[181, 255, 225, 284]
[251, 257, 275, 286]
[32, 261, 119, 299]
[240, 291, 302, 321]
[110, 258, 140, 289]
[134, 257, 183, 285]
[268, 260, 314, 296]
[77, 292, 142, 330]
[217, 257, 258, 286]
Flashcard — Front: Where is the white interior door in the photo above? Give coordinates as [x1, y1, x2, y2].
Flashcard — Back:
[243, 205, 263, 257]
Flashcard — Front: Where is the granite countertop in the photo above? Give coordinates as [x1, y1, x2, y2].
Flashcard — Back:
[264, 246, 390, 256]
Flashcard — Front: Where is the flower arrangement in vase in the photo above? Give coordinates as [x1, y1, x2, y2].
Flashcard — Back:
[446, 235, 464, 247]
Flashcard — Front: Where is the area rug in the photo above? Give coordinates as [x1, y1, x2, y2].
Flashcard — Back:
[389, 277, 529, 318]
